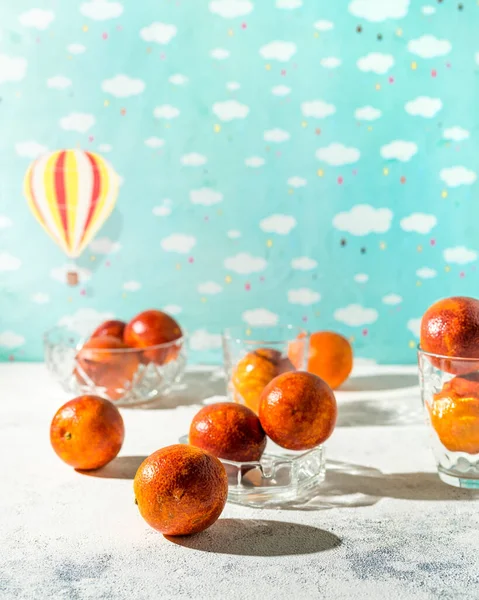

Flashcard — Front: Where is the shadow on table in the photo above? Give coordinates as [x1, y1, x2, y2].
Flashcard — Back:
[142, 370, 227, 410]
[77, 455, 147, 479]
[340, 373, 418, 393]
[165, 518, 341, 556]
[274, 460, 478, 511]
[336, 398, 423, 427]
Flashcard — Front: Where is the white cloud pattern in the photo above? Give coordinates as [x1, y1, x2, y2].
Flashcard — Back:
[333, 205, 393, 236]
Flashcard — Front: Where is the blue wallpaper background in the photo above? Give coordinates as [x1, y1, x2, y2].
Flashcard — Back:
[0, 0, 478, 364]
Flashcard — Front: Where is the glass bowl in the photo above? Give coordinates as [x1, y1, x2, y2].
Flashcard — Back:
[418, 346, 479, 488]
[179, 436, 325, 507]
[44, 325, 187, 407]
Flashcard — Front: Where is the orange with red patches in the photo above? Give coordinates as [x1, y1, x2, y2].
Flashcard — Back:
[189, 402, 267, 462]
[232, 348, 295, 414]
[134, 445, 228, 536]
[429, 372, 479, 454]
[50, 395, 124, 470]
[306, 331, 353, 389]
[75, 335, 140, 400]
[259, 371, 337, 451]
[124, 309, 182, 365]
[91, 319, 126, 340]
[420, 296, 479, 374]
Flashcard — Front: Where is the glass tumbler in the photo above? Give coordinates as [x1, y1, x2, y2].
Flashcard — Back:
[418, 347, 479, 488]
[222, 325, 309, 414]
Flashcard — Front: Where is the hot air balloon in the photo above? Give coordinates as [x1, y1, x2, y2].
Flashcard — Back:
[24, 149, 119, 285]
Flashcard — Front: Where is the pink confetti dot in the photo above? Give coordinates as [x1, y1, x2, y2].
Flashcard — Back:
[446, 62, 451, 68]
[160, 53, 166, 60]
[460, 271, 465, 278]
[241, 22, 247, 29]
[36, 37, 41, 44]
[204, 216, 209, 221]
[281, 69, 286, 76]
[337, 176, 344, 185]
[188, 256, 194, 263]
[105, 260, 111, 267]
[302, 316, 308, 323]
[352, 169, 357, 176]
[102, 32, 108, 40]
[276, 151, 282, 157]
[8, 355, 14, 362]
[430, 239, 436, 246]
[259, 276, 265, 282]
[80, 289, 86, 296]
[88, 136, 94, 142]
[388, 76, 394, 84]
[431, 69, 437, 77]
[245, 282, 251, 291]
[362, 329, 368, 336]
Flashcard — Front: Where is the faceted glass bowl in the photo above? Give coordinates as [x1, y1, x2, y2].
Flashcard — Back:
[179, 436, 326, 507]
[418, 347, 479, 488]
[44, 324, 187, 407]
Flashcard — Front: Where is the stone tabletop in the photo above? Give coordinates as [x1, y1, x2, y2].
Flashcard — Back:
[1, 363, 478, 600]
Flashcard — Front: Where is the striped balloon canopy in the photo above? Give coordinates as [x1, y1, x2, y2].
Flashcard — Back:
[24, 149, 119, 260]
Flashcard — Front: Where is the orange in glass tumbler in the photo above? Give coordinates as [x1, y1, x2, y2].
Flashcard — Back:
[420, 296, 479, 374]
[91, 319, 126, 341]
[302, 331, 353, 389]
[75, 335, 140, 400]
[430, 372, 479, 455]
[232, 348, 295, 414]
[134, 444, 228, 536]
[50, 395, 124, 470]
[259, 371, 337, 451]
[124, 309, 183, 365]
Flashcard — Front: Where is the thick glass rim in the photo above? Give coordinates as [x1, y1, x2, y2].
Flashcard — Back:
[44, 324, 186, 353]
[222, 324, 308, 345]
[417, 344, 479, 362]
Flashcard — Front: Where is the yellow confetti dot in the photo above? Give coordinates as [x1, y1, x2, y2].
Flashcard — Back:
[67, 55, 73, 60]
[90, 255, 96, 262]
[146, 47, 152, 54]
[265, 64, 271, 71]
[246, 328, 252, 336]
[416, 280, 422, 287]
[82, 25, 88, 32]
[317, 168, 324, 177]
[375, 83, 381, 91]
[201, 297, 207, 303]
[441, 190, 448, 198]
[411, 61, 418, 70]
[314, 310, 321, 317]
[314, 32, 319, 38]
[176, 263, 182, 270]
[228, 29, 234, 36]
[104, 100, 110, 107]
[301, 121, 308, 128]
[445, 265, 451, 273]
[288, 188, 294, 195]
[408, 340, 416, 349]
[267, 239, 273, 248]
[122, 292, 127, 299]
[349, 336, 355, 344]
[383, 167, 389, 176]
[379, 241, 387, 250]
[225, 275, 232, 283]
[165, 123, 171, 129]
[217, 209, 223, 216]
[67, 297, 72, 303]
[214, 123, 221, 133]
[417, 245, 423, 252]
[367, 126, 373, 132]
[396, 28, 403, 37]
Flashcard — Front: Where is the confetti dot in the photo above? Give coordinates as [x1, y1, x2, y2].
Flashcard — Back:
[362, 329, 368, 336]
[441, 190, 448, 198]
[340, 239, 347, 247]
[367, 126, 373, 131]
[379, 241, 387, 250]
[188, 256, 194, 264]
[301, 121, 308, 128]
[102, 32, 108, 40]
[265, 64, 271, 71]
[383, 167, 389, 176]
[228, 29, 234, 36]
[214, 124, 221, 133]
[408, 340, 416, 349]
[302, 316, 308, 323]
[377, 33, 383, 41]
[204, 216, 209, 222]
[90, 255, 96, 261]
[288, 188, 294, 195]
[445, 265, 451, 273]
[176, 263, 181, 270]
[8, 355, 14, 362]
[356, 25, 362, 33]
[82, 25, 88, 32]
[67, 297, 72, 302]
[314, 32, 319, 38]
[246, 327, 252, 336]
[417, 245, 423, 252]
[349, 336, 355, 343]
[396, 28, 403, 36]
[315, 128, 321, 135]
[217, 209, 223, 216]
[241, 22, 247, 29]
[105, 260, 111, 267]
[375, 83, 381, 91]
[122, 292, 127, 299]
[120, 108, 126, 116]
[267, 239, 273, 248]
[260, 276, 265, 282]
[337, 176, 344, 185]
[411, 61, 418, 70]
[245, 283, 251, 291]
[201, 297, 207, 303]
[146, 47, 152, 54]
[400, 176, 406, 184]
[360, 247, 366, 254]
[460, 271, 465, 278]
[281, 69, 286, 76]
[317, 168, 324, 177]
[352, 169, 357, 176]
[314, 310, 321, 317]
[431, 69, 437, 78]
[430, 239, 436, 246]
[388, 76, 394, 84]
[104, 100, 110, 107]
[225, 275, 232, 283]
[416, 280, 422, 287]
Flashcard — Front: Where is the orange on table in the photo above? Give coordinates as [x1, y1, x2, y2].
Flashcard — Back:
[50, 395, 125, 470]
[75, 335, 140, 400]
[134, 444, 228, 536]
[420, 296, 479, 374]
[430, 372, 479, 454]
[305, 331, 353, 389]
[259, 371, 337, 451]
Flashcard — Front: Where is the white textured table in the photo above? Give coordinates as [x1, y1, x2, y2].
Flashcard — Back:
[1, 363, 478, 600]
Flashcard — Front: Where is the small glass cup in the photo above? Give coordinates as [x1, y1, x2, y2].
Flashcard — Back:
[418, 347, 479, 488]
[222, 325, 309, 412]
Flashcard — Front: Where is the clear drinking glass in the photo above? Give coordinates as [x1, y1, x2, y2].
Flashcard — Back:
[418, 347, 479, 488]
[222, 325, 309, 413]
